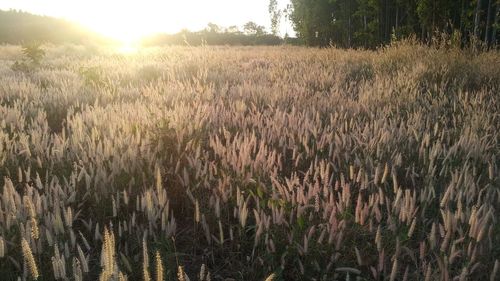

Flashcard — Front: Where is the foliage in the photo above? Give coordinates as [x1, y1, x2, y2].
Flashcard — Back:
[268, 0, 282, 36]
[0, 9, 108, 44]
[142, 24, 283, 46]
[10, 42, 45, 73]
[289, 0, 500, 47]
[21, 42, 45, 65]
[10, 60, 32, 73]
[243, 21, 267, 36]
[78, 66, 106, 87]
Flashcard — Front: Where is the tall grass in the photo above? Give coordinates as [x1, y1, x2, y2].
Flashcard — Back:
[0, 41, 498, 280]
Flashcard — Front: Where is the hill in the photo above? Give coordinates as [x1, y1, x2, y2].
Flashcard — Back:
[0, 9, 107, 44]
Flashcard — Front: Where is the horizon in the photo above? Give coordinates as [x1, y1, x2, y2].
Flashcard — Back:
[0, 0, 295, 43]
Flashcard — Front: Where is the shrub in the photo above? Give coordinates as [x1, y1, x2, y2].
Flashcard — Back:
[21, 42, 45, 65]
[10, 42, 45, 73]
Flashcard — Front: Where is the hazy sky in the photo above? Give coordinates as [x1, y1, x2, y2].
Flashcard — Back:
[0, 0, 294, 41]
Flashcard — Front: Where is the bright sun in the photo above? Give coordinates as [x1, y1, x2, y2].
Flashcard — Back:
[2, 0, 292, 49]
[41, 0, 282, 52]
[117, 41, 139, 54]
[93, 18, 151, 44]
[87, 15, 152, 51]
[69, 1, 175, 51]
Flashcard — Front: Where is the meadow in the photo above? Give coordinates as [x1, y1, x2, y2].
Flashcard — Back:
[0, 42, 499, 281]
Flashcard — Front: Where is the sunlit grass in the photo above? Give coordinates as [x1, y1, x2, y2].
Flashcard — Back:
[0, 42, 498, 280]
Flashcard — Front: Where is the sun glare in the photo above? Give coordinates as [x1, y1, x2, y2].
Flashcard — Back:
[70, 1, 169, 46]
[60, 0, 276, 43]
[91, 18, 151, 45]
[118, 41, 139, 54]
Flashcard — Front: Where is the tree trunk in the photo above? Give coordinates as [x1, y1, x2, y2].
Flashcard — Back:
[432, 0, 436, 33]
[485, 0, 493, 44]
[385, 0, 390, 41]
[379, 0, 384, 43]
[492, 4, 499, 44]
[460, 0, 466, 40]
[396, 6, 399, 31]
[347, 0, 351, 47]
[474, 0, 483, 38]
[348, 15, 352, 47]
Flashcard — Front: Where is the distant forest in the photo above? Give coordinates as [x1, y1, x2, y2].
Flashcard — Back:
[288, 0, 500, 47]
[0, 9, 291, 46]
[0, 10, 107, 44]
[141, 22, 294, 46]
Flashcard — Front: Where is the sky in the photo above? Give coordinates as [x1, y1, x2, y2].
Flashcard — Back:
[0, 0, 294, 42]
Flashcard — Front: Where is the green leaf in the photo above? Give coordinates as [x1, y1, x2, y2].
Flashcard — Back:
[297, 215, 305, 230]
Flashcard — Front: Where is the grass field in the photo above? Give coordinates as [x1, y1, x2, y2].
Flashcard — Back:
[0, 42, 499, 281]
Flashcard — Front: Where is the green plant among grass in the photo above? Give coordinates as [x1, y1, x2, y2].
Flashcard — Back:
[11, 42, 46, 73]
[79, 66, 107, 87]
[22, 42, 46, 65]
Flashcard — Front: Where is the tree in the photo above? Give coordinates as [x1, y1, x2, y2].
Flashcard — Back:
[243, 21, 266, 35]
[492, 1, 499, 44]
[353, 0, 380, 47]
[290, 0, 337, 46]
[206, 22, 221, 33]
[485, 0, 492, 43]
[0, 9, 107, 44]
[288, 0, 497, 48]
[269, 0, 283, 35]
[474, 0, 483, 39]
[225, 25, 241, 34]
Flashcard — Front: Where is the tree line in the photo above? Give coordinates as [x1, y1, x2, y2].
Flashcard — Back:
[0, 9, 294, 46]
[3, 3, 498, 49]
[0, 9, 107, 44]
[286, 0, 500, 47]
[141, 22, 302, 46]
